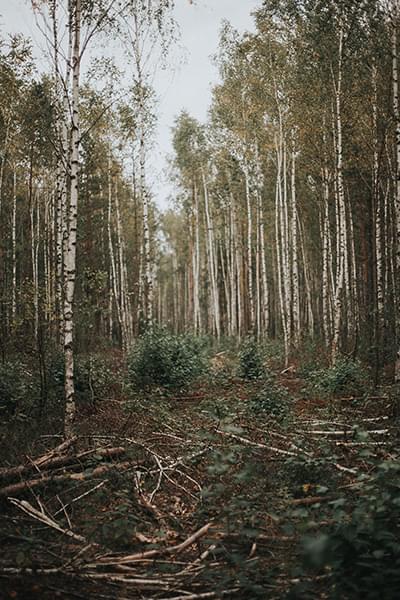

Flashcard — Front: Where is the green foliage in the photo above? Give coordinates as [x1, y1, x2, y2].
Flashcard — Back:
[237, 337, 265, 380]
[47, 353, 118, 403]
[127, 328, 208, 391]
[251, 375, 292, 422]
[299, 455, 400, 599]
[304, 358, 371, 398]
[0, 360, 35, 414]
[285, 453, 338, 500]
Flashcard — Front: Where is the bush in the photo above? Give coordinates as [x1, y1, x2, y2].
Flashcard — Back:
[251, 375, 292, 422]
[47, 353, 118, 403]
[0, 360, 36, 414]
[299, 455, 400, 599]
[127, 328, 207, 391]
[237, 337, 265, 380]
[304, 358, 371, 398]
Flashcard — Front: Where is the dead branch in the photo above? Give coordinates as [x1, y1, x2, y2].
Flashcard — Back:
[96, 522, 212, 566]
[158, 589, 240, 600]
[0, 446, 125, 482]
[8, 497, 87, 544]
[290, 495, 335, 506]
[215, 429, 299, 457]
[0, 459, 138, 497]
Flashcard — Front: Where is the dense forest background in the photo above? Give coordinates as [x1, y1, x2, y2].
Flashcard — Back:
[1, 1, 399, 403]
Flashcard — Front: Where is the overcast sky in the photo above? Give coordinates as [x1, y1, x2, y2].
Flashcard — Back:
[1, 0, 261, 208]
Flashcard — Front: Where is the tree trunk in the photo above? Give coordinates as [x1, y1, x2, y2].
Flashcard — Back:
[64, 0, 81, 439]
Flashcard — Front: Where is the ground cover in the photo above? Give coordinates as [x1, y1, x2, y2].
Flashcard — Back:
[0, 353, 399, 599]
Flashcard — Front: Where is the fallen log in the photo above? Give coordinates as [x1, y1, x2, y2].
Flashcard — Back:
[95, 522, 212, 566]
[0, 446, 125, 482]
[0, 459, 138, 498]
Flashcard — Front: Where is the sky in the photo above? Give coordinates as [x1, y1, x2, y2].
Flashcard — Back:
[1, 0, 261, 208]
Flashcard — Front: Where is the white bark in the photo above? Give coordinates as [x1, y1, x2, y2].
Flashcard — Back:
[11, 169, 17, 325]
[64, 0, 81, 438]
[193, 183, 201, 333]
[291, 136, 300, 344]
[332, 26, 347, 362]
[392, 17, 400, 380]
[259, 192, 269, 335]
[202, 169, 220, 339]
[244, 161, 255, 332]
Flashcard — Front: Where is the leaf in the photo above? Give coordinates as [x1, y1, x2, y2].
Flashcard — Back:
[329, 498, 346, 508]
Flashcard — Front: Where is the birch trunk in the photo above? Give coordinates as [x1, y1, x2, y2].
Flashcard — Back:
[244, 163, 255, 333]
[332, 26, 346, 362]
[202, 169, 220, 339]
[291, 137, 300, 344]
[107, 156, 123, 344]
[322, 166, 332, 345]
[392, 17, 400, 380]
[64, 0, 81, 438]
[11, 169, 17, 326]
[193, 182, 201, 333]
[259, 192, 269, 335]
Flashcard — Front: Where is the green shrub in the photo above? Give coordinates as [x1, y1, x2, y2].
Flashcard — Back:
[47, 353, 117, 403]
[261, 338, 286, 368]
[304, 358, 371, 398]
[127, 328, 207, 391]
[0, 360, 35, 414]
[300, 455, 400, 599]
[237, 337, 265, 380]
[251, 376, 292, 422]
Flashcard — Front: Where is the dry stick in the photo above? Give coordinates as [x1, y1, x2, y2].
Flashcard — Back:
[216, 428, 357, 475]
[58, 481, 106, 511]
[179, 543, 218, 575]
[335, 441, 389, 447]
[8, 498, 87, 544]
[246, 426, 314, 457]
[360, 416, 390, 422]
[0, 460, 138, 497]
[96, 522, 212, 566]
[296, 429, 389, 436]
[290, 495, 335, 506]
[157, 589, 240, 600]
[0, 446, 125, 481]
[162, 470, 199, 501]
[53, 481, 107, 519]
[56, 494, 72, 529]
[79, 573, 176, 590]
[149, 454, 164, 502]
[215, 429, 299, 457]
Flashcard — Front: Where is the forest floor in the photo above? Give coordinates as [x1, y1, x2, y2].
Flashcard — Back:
[0, 357, 398, 599]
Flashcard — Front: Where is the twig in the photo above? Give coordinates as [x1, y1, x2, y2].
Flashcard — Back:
[215, 429, 299, 457]
[96, 522, 212, 565]
[0, 460, 136, 497]
[157, 589, 240, 600]
[8, 498, 87, 544]
[0, 446, 125, 482]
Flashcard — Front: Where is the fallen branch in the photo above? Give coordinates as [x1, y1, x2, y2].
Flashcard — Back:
[0, 446, 125, 482]
[290, 495, 334, 506]
[158, 591, 240, 600]
[8, 497, 87, 544]
[0, 459, 138, 497]
[215, 429, 299, 457]
[297, 429, 389, 436]
[96, 522, 212, 565]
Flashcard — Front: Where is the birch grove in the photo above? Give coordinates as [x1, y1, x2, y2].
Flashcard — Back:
[159, 1, 399, 375]
[0, 0, 400, 439]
